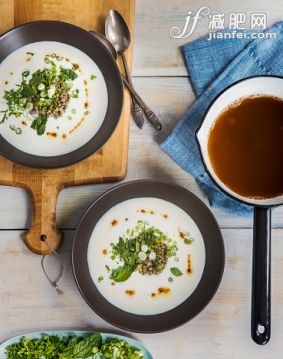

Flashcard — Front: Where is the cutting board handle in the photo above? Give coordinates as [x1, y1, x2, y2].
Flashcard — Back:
[24, 180, 63, 255]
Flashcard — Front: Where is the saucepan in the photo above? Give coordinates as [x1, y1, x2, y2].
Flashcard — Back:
[196, 75, 283, 345]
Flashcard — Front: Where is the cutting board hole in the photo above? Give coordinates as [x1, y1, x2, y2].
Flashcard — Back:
[40, 234, 47, 241]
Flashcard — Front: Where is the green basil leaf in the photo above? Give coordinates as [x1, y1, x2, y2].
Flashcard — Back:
[63, 333, 102, 358]
[110, 265, 134, 282]
[170, 267, 183, 276]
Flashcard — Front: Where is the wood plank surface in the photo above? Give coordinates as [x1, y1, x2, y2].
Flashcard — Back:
[0, 0, 135, 254]
[1, 229, 283, 358]
[133, 0, 283, 76]
[0, 77, 282, 230]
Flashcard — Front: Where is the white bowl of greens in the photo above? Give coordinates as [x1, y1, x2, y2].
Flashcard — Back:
[0, 330, 153, 359]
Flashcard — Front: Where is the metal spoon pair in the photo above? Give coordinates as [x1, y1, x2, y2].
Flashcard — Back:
[90, 9, 162, 131]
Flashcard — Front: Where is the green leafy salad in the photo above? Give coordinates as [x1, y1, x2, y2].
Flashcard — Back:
[5, 333, 143, 359]
[1, 53, 80, 136]
[108, 221, 182, 283]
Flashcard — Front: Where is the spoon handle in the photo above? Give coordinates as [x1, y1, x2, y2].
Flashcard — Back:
[121, 53, 162, 131]
[121, 52, 134, 86]
[122, 76, 162, 131]
[121, 53, 145, 129]
[132, 102, 146, 129]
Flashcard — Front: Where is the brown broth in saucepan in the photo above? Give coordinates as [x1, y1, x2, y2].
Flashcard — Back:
[207, 95, 283, 199]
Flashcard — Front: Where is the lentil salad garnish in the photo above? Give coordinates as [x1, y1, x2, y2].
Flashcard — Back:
[107, 220, 183, 283]
[1, 53, 81, 136]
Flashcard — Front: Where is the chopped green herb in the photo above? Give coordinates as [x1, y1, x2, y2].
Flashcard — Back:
[100, 338, 143, 359]
[168, 277, 173, 282]
[98, 276, 104, 283]
[179, 230, 194, 245]
[125, 217, 129, 221]
[170, 267, 183, 276]
[0, 112, 7, 124]
[9, 124, 22, 135]
[70, 88, 79, 98]
[71, 108, 76, 114]
[105, 265, 110, 272]
[26, 51, 34, 56]
[90, 74, 97, 80]
[21, 84, 34, 98]
[31, 116, 47, 136]
[68, 115, 73, 120]
[22, 70, 30, 77]
[60, 67, 78, 81]
[4, 333, 124, 359]
[184, 237, 193, 245]
[84, 110, 90, 115]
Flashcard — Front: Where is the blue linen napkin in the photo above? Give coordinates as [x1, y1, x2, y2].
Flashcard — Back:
[161, 22, 283, 216]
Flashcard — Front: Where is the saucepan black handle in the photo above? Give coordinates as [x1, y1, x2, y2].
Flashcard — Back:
[251, 206, 271, 345]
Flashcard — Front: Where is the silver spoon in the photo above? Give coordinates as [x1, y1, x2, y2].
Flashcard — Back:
[105, 9, 162, 131]
[90, 30, 162, 131]
[104, 15, 144, 129]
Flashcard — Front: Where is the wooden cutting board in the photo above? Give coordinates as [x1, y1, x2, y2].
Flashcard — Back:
[0, 0, 135, 255]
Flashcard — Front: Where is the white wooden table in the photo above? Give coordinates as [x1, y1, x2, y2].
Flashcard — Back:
[0, 1, 283, 358]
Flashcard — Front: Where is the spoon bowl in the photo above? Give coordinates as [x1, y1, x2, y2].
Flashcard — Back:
[105, 9, 131, 53]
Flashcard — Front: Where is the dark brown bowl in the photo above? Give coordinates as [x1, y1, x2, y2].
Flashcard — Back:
[0, 20, 123, 168]
[72, 180, 225, 333]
